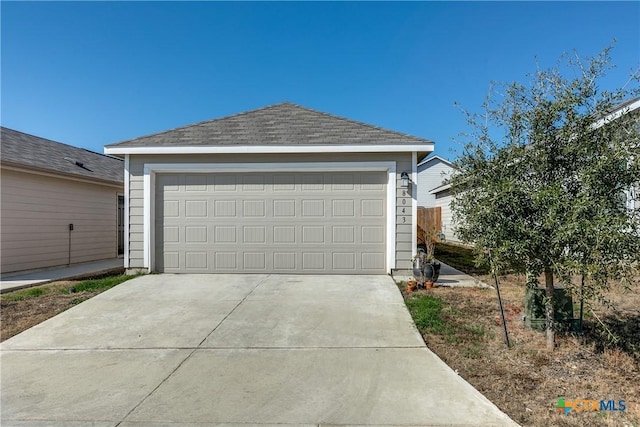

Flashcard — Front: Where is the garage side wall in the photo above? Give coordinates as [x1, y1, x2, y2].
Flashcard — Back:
[126, 153, 414, 271]
[0, 168, 121, 274]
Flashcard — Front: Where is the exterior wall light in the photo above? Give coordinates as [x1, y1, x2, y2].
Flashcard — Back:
[400, 171, 410, 188]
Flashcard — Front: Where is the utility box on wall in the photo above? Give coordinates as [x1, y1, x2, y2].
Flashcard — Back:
[524, 286, 576, 332]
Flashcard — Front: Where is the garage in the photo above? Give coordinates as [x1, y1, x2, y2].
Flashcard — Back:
[104, 102, 434, 274]
[155, 171, 387, 273]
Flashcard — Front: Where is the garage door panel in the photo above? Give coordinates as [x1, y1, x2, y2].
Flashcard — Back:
[243, 226, 266, 243]
[301, 200, 325, 217]
[184, 175, 207, 191]
[155, 172, 386, 274]
[211, 175, 236, 191]
[362, 253, 385, 270]
[273, 252, 296, 270]
[274, 226, 296, 243]
[242, 175, 265, 191]
[243, 252, 266, 270]
[215, 252, 237, 269]
[333, 253, 356, 270]
[243, 200, 265, 217]
[331, 173, 355, 190]
[332, 226, 354, 244]
[185, 226, 208, 243]
[185, 252, 208, 269]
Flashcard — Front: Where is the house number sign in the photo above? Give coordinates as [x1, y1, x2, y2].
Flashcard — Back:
[401, 189, 407, 223]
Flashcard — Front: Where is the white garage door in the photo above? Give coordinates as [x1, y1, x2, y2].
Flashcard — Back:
[155, 172, 387, 274]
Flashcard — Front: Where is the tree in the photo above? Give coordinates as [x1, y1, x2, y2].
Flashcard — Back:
[449, 45, 640, 350]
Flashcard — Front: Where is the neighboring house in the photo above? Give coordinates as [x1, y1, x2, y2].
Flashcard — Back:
[104, 102, 434, 274]
[428, 182, 461, 243]
[433, 97, 640, 246]
[416, 155, 455, 208]
[599, 97, 640, 212]
[0, 127, 124, 274]
[416, 154, 460, 243]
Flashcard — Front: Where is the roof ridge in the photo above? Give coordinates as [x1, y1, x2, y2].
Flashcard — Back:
[282, 102, 433, 142]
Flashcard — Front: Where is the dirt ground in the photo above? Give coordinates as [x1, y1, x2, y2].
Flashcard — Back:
[1, 281, 103, 341]
[404, 274, 640, 427]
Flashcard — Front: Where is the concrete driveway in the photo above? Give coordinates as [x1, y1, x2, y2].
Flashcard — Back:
[1, 274, 516, 426]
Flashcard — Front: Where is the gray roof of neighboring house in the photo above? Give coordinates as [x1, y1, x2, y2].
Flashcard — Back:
[1, 127, 123, 184]
[105, 102, 434, 148]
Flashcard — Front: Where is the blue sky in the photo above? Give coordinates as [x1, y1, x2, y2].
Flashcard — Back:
[2, 2, 638, 160]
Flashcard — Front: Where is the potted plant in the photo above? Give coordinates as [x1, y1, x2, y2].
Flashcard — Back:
[406, 281, 418, 292]
[413, 229, 441, 286]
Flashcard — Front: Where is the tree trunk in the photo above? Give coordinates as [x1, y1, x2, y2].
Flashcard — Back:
[544, 266, 555, 350]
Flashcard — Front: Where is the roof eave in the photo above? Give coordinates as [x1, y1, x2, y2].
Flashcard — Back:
[429, 183, 452, 194]
[104, 143, 435, 156]
[592, 98, 640, 130]
[417, 154, 456, 168]
[1, 161, 123, 187]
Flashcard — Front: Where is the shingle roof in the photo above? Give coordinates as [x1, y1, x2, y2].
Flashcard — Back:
[1, 127, 123, 184]
[105, 102, 434, 148]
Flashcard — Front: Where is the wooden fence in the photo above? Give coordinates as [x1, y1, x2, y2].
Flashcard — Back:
[417, 206, 442, 246]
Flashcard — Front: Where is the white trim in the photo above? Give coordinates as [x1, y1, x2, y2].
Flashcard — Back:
[430, 183, 452, 194]
[142, 162, 397, 273]
[592, 98, 640, 130]
[116, 191, 124, 258]
[0, 163, 122, 189]
[106, 144, 433, 156]
[123, 155, 130, 268]
[411, 152, 417, 258]
[417, 154, 456, 169]
[143, 167, 151, 270]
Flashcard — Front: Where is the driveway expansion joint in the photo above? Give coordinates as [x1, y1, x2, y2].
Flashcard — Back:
[114, 274, 272, 427]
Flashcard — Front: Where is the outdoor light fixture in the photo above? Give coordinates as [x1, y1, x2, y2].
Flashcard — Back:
[400, 171, 410, 188]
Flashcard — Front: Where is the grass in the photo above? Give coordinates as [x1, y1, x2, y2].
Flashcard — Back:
[2, 287, 46, 301]
[62, 274, 134, 294]
[1, 274, 136, 303]
[1, 273, 139, 341]
[405, 294, 447, 333]
[403, 288, 487, 355]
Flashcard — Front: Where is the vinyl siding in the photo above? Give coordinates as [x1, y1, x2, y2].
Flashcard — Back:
[433, 189, 461, 243]
[1, 168, 121, 273]
[127, 153, 414, 271]
[417, 159, 454, 207]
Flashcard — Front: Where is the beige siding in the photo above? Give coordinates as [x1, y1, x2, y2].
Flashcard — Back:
[127, 153, 414, 270]
[1, 168, 121, 273]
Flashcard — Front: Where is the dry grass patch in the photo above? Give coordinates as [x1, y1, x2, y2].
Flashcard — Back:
[1, 273, 135, 342]
[400, 245, 640, 426]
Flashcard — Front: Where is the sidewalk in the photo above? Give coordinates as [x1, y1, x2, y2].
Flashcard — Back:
[393, 260, 490, 288]
[0, 258, 124, 293]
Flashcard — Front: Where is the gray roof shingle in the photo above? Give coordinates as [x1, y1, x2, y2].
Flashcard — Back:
[1, 127, 123, 184]
[105, 102, 434, 148]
